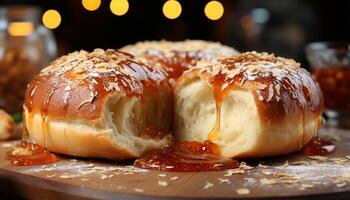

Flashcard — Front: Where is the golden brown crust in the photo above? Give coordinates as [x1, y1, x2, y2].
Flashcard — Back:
[177, 52, 324, 126]
[24, 108, 134, 160]
[24, 49, 171, 122]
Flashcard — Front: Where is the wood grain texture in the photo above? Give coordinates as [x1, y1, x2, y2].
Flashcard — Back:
[0, 126, 349, 200]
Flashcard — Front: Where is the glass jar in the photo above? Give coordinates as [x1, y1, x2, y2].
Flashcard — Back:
[0, 6, 57, 114]
[305, 42, 350, 128]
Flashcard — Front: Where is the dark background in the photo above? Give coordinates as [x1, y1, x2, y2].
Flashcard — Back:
[1, 0, 350, 66]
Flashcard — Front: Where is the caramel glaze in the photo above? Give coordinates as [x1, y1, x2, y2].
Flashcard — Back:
[120, 40, 238, 80]
[134, 141, 239, 172]
[10, 49, 172, 166]
[141, 51, 200, 80]
[301, 137, 335, 156]
[183, 52, 324, 145]
[24, 50, 168, 121]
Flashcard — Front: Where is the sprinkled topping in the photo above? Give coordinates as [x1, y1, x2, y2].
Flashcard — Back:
[187, 51, 322, 113]
[24, 49, 169, 119]
[218, 178, 231, 184]
[259, 178, 279, 185]
[236, 188, 250, 195]
[203, 181, 214, 189]
[121, 40, 237, 60]
[40, 49, 165, 96]
[59, 174, 76, 179]
[224, 168, 245, 176]
[170, 176, 179, 181]
[158, 180, 169, 187]
[134, 188, 144, 193]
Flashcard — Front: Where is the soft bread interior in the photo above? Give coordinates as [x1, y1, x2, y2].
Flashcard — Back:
[104, 92, 172, 156]
[25, 90, 172, 160]
[175, 78, 318, 158]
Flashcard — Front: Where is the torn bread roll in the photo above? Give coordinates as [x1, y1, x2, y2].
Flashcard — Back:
[120, 40, 239, 80]
[0, 109, 16, 140]
[23, 49, 173, 160]
[174, 52, 324, 158]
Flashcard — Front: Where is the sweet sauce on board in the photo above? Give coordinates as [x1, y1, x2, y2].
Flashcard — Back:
[134, 141, 239, 172]
[7, 141, 58, 166]
[300, 137, 335, 156]
[7, 112, 58, 166]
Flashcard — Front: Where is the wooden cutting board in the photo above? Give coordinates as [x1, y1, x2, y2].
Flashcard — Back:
[0, 126, 349, 200]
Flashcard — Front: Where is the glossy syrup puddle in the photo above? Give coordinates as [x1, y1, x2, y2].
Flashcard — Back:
[134, 141, 239, 172]
[7, 112, 58, 166]
[300, 137, 336, 156]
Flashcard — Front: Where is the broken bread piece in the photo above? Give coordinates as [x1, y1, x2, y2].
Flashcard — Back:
[174, 52, 324, 158]
[23, 49, 173, 160]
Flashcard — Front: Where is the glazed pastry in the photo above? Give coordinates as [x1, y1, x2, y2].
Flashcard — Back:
[174, 52, 324, 158]
[23, 49, 173, 160]
[120, 40, 239, 80]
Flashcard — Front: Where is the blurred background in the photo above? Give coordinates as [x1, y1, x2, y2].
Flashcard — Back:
[0, 0, 350, 122]
[1, 0, 349, 64]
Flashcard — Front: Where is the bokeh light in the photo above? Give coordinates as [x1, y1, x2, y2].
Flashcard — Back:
[82, 0, 101, 11]
[204, 1, 224, 21]
[8, 22, 34, 36]
[42, 9, 61, 29]
[163, 0, 182, 20]
[110, 0, 129, 16]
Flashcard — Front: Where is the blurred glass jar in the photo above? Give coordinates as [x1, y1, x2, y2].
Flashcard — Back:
[305, 42, 350, 128]
[0, 6, 57, 114]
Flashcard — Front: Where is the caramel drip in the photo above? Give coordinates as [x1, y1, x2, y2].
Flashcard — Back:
[26, 83, 39, 135]
[208, 101, 222, 141]
[9, 83, 59, 166]
[21, 111, 27, 143]
[41, 84, 57, 148]
[300, 108, 305, 149]
[208, 76, 224, 141]
[62, 84, 71, 151]
[207, 74, 234, 141]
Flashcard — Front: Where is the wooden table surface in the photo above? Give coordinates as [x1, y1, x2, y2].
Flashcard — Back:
[0, 126, 349, 200]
